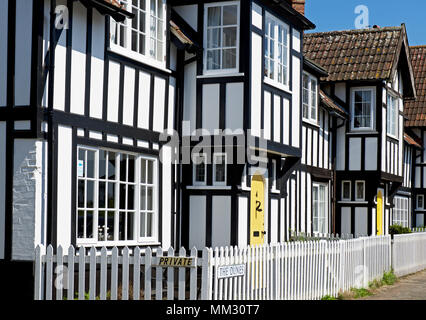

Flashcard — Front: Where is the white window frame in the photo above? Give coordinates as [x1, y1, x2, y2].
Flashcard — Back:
[350, 87, 376, 131]
[302, 72, 318, 124]
[387, 93, 399, 139]
[76, 146, 159, 246]
[312, 183, 329, 234]
[355, 181, 365, 201]
[393, 196, 409, 228]
[193, 153, 207, 186]
[109, 0, 167, 71]
[203, 1, 240, 76]
[264, 11, 290, 92]
[417, 195, 424, 210]
[342, 181, 351, 201]
[213, 153, 227, 186]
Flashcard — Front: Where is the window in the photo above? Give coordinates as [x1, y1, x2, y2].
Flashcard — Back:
[387, 94, 399, 138]
[204, 2, 240, 74]
[213, 153, 227, 186]
[351, 88, 375, 131]
[264, 12, 290, 89]
[313, 183, 328, 234]
[271, 160, 278, 191]
[342, 181, 351, 201]
[393, 197, 409, 227]
[417, 195, 424, 210]
[355, 181, 365, 201]
[77, 146, 158, 245]
[110, 0, 166, 66]
[303, 73, 318, 122]
[193, 153, 207, 186]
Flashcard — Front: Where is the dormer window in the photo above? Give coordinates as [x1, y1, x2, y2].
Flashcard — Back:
[350, 87, 375, 131]
[204, 2, 240, 75]
[264, 12, 290, 91]
[302, 72, 318, 123]
[110, 0, 166, 68]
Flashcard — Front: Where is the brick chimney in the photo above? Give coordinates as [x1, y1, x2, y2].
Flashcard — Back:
[287, 0, 305, 15]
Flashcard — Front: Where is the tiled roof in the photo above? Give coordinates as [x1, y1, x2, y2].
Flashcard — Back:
[303, 26, 403, 82]
[404, 133, 422, 149]
[319, 90, 348, 117]
[405, 46, 426, 127]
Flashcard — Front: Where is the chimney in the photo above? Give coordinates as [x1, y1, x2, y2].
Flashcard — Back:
[287, 0, 306, 15]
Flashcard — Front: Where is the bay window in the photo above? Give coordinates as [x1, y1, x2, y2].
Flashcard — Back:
[312, 183, 328, 234]
[387, 94, 399, 138]
[204, 2, 240, 74]
[351, 87, 375, 131]
[77, 146, 158, 245]
[110, 0, 166, 66]
[303, 73, 318, 122]
[264, 12, 290, 89]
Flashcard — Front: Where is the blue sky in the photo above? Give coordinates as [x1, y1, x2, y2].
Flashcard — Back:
[305, 0, 426, 46]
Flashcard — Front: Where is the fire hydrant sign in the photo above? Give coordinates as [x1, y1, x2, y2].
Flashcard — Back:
[217, 264, 246, 279]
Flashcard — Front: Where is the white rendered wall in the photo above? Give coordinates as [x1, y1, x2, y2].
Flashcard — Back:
[12, 139, 46, 261]
[56, 126, 73, 249]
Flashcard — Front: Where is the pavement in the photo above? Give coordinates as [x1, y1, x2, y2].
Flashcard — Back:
[361, 269, 426, 300]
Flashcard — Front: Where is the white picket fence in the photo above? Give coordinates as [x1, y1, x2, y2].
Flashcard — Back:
[392, 232, 426, 277]
[34, 235, 393, 301]
[34, 246, 211, 301]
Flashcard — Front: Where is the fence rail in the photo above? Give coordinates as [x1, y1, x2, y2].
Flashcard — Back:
[392, 232, 426, 277]
[35, 235, 396, 300]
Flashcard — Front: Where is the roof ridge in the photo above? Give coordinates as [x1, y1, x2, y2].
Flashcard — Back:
[410, 45, 426, 49]
[304, 26, 403, 37]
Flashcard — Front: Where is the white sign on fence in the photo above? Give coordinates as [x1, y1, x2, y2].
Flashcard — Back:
[217, 264, 246, 279]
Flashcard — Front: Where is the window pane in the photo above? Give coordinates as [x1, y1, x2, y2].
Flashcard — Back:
[86, 211, 94, 239]
[223, 5, 237, 25]
[207, 50, 221, 70]
[208, 7, 221, 27]
[140, 186, 146, 210]
[147, 187, 153, 210]
[141, 159, 147, 183]
[108, 152, 116, 180]
[108, 182, 116, 209]
[87, 151, 95, 178]
[215, 155, 226, 183]
[99, 182, 106, 208]
[207, 28, 221, 49]
[356, 182, 364, 199]
[127, 212, 135, 240]
[223, 49, 236, 69]
[120, 184, 127, 210]
[78, 211, 85, 238]
[107, 212, 115, 241]
[343, 182, 350, 199]
[140, 212, 146, 237]
[86, 181, 94, 208]
[147, 212, 153, 237]
[78, 180, 85, 208]
[223, 27, 237, 47]
[120, 156, 128, 182]
[128, 185, 135, 210]
[99, 150, 107, 180]
[128, 156, 135, 183]
[98, 211, 106, 241]
[147, 160, 154, 184]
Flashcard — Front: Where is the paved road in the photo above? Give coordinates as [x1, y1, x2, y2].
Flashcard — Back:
[361, 269, 426, 300]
